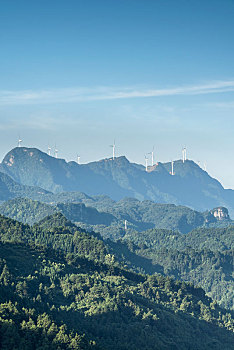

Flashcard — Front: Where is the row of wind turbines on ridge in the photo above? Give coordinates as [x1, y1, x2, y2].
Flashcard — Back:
[17, 138, 206, 174]
[144, 146, 188, 175]
[109, 142, 207, 174]
[17, 138, 77, 162]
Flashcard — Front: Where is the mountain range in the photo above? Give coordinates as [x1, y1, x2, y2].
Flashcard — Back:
[0, 146, 233, 348]
[1, 146, 234, 216]
[0, 197, 232, 237]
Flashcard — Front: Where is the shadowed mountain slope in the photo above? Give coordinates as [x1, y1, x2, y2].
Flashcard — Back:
[0, 171, 49, 202]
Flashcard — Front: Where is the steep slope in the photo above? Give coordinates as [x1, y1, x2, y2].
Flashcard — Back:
[0, 216, 233, 349]
[82, 157, 234, 214]
[123, 226, 234, 309]
[1, 146, 234, 214]
[0, 212, 233, 311]
[0, 171, 49, 201]
[0, 147, 131, 198]
[0, 198, 57, 225]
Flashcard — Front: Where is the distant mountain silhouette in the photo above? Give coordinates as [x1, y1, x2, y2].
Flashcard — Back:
[1, 146, 234, 215]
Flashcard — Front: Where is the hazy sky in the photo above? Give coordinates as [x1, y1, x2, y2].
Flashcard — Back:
[1, 0, 234, 188]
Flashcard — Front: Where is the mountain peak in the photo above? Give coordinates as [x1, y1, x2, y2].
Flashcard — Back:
[0, 146, 233, 216]
[89, 155, 130, 165]
[2, 147, 51, 167]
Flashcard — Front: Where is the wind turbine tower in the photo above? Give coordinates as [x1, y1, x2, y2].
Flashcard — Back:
[110, 140, 116, 160]
[124, 220, 127, 231]
[182, 147, 187, 163]
[151, 147, 155, 166]
[77, 155, 81, 164]
[171, 160, 175, 175]
[18, 137, 22, 147]
[55, 146, 58, 159]
[47, 146, 51, 156]
[145, 155, 148, 172]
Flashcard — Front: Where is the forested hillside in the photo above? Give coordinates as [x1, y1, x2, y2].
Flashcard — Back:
[0, 196, 232, 237]
[0, 212, 233, 311]
[0, 147, 233, 348]
[0, 214, 233, 350]
[123, 226, 234, 309]
[0, 171, 49, 202]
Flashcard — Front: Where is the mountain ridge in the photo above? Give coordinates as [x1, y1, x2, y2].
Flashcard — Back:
[1, 146, 234, 215]
[0, 194, 232, 237]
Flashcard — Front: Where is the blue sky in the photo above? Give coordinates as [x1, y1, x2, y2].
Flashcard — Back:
[0, 0, 234, 187]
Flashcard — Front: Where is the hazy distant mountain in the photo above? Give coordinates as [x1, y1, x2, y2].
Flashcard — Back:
[1, 146, 234, 215]
[0, 147, 130, 198]
[0, 171, 49, 201]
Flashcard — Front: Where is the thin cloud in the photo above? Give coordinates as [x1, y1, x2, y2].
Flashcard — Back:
[208, 101, 234, 109]
[0, 80, 234, 105]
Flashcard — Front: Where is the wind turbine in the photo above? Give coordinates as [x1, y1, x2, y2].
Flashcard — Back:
[145, 155, 148, 172]
[18, 137, 22, 147]
[54, 145, 58, 159]
[124, 220, 127, 231]
[110, 140, 116, 160]
[182, 146, 187, 163]
[47, 145, 51, 156]
[170, 160, 175, 175]
[148, 146, 155, 166]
